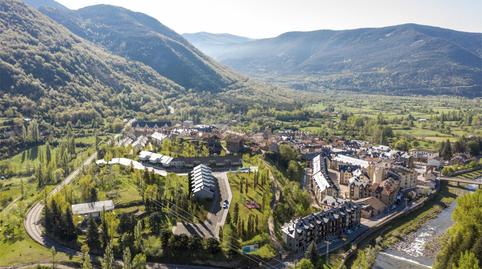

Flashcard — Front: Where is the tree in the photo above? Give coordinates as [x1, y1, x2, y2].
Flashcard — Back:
[233, 203, 239, 224]
[188, 236, 203, 254]
[453, 251, 479, 269]
[467, 141, 480, 156]
[160, 230, 172, 255]
[134, 221, 143, 254]
[304, 242, 318, 264]
[440, 140, 453, 160]
[226, 211, 231, 224]
[81, 244, 93, 269]
[295, 258, 314, 269]
[63, 207, 77, 241]
[123, 247, 132, 269]
[102, 243, 114, 269]
[101, 212, 110, 251]
[149, 212, 162, 235]
[87, 217, 100, 252]
[132, 253, 146, 269]
[45, 141, 52, 164]
[206, 238, 221, 254]
[89, 187, 98, 202]
[51, 247, 56, 269]
[287, 160, 301, 180]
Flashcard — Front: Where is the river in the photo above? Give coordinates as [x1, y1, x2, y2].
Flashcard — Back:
[373, 181, 479, 269]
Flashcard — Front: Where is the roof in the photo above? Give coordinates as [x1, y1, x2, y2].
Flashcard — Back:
[355, 197, 386, 211]
[313, 172, 335, 192]
[312, 154, 338, 192]
[281, 201, 359, 238]
[151, 132, 167, 141]
[72, 200, 114, 215]
[348, 175, 371, 187]
[333, 154, 369, 168]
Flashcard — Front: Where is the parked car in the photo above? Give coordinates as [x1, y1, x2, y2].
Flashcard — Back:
[222, 200, 229, 209]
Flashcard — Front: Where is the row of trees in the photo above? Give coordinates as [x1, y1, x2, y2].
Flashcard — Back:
[433, 190, 481, 269]
[439, 136, 481, 160]
[44, 196, 77, 242]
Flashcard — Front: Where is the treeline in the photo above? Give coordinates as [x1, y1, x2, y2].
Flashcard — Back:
[35, 127, 76, 188]
[433, 190, 481, 269]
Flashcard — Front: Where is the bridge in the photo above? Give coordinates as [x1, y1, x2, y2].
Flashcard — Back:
[439, 176, 482, 188]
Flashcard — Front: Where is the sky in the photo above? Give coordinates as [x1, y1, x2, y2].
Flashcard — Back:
[56, 0, 482, 38]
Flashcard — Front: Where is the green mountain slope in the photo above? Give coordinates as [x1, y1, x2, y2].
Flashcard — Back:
[185, 25, 482, 97]
[0, 0, 186, 137]
[37, 4, 240, 91]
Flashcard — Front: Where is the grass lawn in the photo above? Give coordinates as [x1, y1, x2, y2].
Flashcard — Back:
[0, 235, 78, 267]
[227, 171, 271, 242]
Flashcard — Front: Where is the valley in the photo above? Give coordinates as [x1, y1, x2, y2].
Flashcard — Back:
[0, 0, 480, 269]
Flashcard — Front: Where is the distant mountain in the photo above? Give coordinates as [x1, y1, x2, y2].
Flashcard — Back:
[188, 25, 482, 97]
[183, 32, 252, 58]
[36, 4, 240, 91]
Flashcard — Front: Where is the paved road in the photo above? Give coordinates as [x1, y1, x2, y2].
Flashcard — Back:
[24, 152, 98, 256]
[22, 119, 219, 268]
[173, 171, 232, 239]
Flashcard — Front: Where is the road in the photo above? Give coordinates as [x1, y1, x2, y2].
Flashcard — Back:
[173, 171, 232, 239]
[24, 152, 98, 257]
[23, 119, 219, 268]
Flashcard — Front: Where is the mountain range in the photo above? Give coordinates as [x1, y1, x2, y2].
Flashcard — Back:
[1, 0, 300, 121]
[184, 25, 482, 97]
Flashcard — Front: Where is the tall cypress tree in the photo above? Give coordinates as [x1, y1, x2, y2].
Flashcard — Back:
[87, 217, 100, 252]
[63, 207, 77, 241]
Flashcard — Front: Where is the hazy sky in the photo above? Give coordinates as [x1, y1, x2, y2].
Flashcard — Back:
[56, 0, 482, 38]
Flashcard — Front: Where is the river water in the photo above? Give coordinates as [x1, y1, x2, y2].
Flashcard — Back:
[373, 182, 479, 269]
[372, 200, 456, 269]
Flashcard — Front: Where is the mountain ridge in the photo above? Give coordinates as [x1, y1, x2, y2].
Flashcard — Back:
[35, 2, 241, 91]
[184, 24, 482, 97]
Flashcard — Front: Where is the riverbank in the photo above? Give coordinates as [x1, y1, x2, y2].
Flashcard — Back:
[346, 182, 470, 268]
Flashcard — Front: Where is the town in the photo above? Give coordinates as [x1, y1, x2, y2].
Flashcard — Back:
[45, 117, 476, 268]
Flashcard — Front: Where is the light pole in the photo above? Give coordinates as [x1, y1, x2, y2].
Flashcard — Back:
[324, 240, 330, 263]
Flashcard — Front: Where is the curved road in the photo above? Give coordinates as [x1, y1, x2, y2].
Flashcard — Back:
[23, 135, 217, 268]
[24, 152, 97, 256]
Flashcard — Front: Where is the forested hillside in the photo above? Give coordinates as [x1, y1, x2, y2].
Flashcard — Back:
[36, 3, 241, 91]
[185, 25, 482, 97]
[0, 0, 310, 157]
[0, 0, 186, 156]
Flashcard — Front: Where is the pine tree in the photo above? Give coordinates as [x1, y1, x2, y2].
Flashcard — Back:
[81, 244, 93, 269]
[45, 141, 52, 164]
[102, 243, 114, 269]
[226, 212, 231, 224]
[233, 203, 239, 224]
[245, 177, 249, 193]
[123, 247, 132, 269]
[63, 207, 77, 241]
[101, 212, 110, 251]
[134, 221, 143, 254]
[304, 241, 318, 264]
[132, 253, 146, 269]
[453, 251, 479, 269]
[87, 217, 100, 252]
